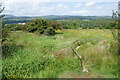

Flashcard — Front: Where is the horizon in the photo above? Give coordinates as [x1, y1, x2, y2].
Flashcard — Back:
[4, 14, 112, 17]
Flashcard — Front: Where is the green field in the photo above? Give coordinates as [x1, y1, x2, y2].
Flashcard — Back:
[2, 29, 118, 78]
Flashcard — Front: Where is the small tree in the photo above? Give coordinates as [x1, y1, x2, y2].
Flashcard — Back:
[0, 3, 5, 18]
[111, 10, 119, 43]
[0, 3, 8, 42]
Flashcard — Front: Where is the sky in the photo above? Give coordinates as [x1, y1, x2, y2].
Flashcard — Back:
[1, 0, 119, 16]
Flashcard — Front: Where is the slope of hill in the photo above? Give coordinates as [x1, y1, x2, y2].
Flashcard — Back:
[4, 15, 111, 20]
[3, 15, 112, 24]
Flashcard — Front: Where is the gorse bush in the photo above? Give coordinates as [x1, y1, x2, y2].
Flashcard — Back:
[47, 20, 62, 30]
[25, 19, 47, 32]
[25, 22, 38, 32]
[24, 19, 61, 36]
[44, 27, 55, 36]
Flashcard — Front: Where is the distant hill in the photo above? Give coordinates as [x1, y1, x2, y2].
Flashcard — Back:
[3, 15, 32, 20]
[3, 15, 112, 24]
[41, 15, 111, 20]
[4, 15, 111, 20]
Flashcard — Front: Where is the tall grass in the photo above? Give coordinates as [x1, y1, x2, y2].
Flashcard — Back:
[2, 29, 118, 78]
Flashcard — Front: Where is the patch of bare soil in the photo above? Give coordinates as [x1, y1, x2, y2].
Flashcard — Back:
[97, 40, 110, 51]
[54, 48, 72, 59]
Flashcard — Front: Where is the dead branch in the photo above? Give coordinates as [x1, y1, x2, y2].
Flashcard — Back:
[70, 45, 89, 72]
[72, 40, 78, 44]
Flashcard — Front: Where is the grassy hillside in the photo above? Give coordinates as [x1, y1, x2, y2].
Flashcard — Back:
[2, 29, 118, 78]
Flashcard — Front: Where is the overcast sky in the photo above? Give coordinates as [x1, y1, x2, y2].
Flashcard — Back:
[1, 0, 119, 16]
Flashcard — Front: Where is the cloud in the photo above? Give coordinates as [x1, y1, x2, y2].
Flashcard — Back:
[75, 3, 82, 8]
[2, 1, 118, 16]
[4, 0, 52, 2]
[3, 1, 54, 16]
[97, 6, 103, 9]
[85, 1, 96, 6]
[70, 10, 88, 15]
[38, 7, 54, 15]
[56, 3, 69, 10]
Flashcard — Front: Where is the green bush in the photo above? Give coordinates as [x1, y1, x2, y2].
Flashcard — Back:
[44, 27, 55, 36]
[2, 28, 9, 42]
[24, 19, 61, 36]
[24, 19, 47, 33]
[47, 20, 61, 30]
[25, 22, 37, 32]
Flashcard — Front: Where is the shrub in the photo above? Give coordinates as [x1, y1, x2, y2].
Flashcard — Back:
[47, 20, 61, 30]
[24, 19, 61, 36]
[44, 27, 55, 36]
[25, 22, 37, 32]
[24, 19, 47, 33]
[2, 28, 9, 42]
